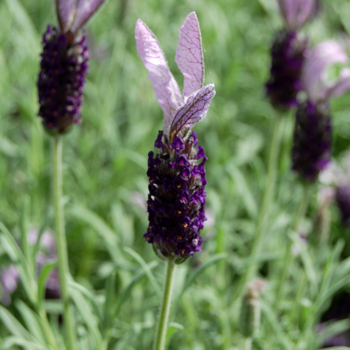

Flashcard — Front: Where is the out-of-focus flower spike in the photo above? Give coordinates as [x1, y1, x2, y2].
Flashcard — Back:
[170, 84, 215, 137]
[55, 0, 79, 33]
[70, 0, 107, 33]
[278, 0, 319, 31]
[135, 19, 183, 136]
[302, 40, 349, 104]
[175, 12, 204, 99]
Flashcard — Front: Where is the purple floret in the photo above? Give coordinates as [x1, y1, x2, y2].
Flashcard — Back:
[266, 30, 307, 110]
[144, 131, 207, 261]
[292, 101, 332, 182]
[37, 25, 89, 134]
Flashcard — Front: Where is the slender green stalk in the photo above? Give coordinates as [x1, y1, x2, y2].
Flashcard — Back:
[53, 136, 76, 350]
[233, 116, 282, 301]
[274, 184, 310, 309]
[243, 338, 252, 350]
[38, 309, 59, 350]
[154, 258, 176, 350]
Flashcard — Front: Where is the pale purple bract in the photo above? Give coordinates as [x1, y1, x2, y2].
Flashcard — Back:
[135, 12, 215, 137]
[55, 0, 107, 33]
[170, 84, 215, 136]
[302, 40, 350, 104]
[278, 0, 319, 31]
[175, 12, 204, 99]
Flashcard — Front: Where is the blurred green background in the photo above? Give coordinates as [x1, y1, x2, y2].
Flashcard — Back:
[2, 0, 350, 349]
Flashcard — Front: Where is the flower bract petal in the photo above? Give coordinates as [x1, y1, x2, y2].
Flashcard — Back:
[175, 12, 204, 99]
[135, 19, 183, 136]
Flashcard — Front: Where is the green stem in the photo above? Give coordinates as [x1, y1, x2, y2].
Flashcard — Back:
[274, 184, 310, 309]
[38, 308, 59, 350]
[233, 116, 282, 301]
[154, 258, 176, 350]
[243, 338, 252, 350]
[53, 136, 76, 350]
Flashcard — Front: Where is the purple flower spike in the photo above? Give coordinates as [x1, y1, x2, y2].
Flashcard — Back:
[37, 1, 106, 135]
[292, 40, 350, 182]
[266, 0, 319, 110]
[135, 13, 215, 262]
[265, 30, 307, 109]
[292, 101, 331, 182]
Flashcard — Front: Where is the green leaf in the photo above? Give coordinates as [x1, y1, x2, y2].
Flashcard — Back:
[70, 286, 103, 347]
[124, 247, 161, 296]
[0, 223, 36, 303]
[15, 300, 46, 345]
[317, 319, 350, 348]
[69, 205, 124, 263]
[0, 305, 34, 341]
[166, 322, 184, 346]
[113, 261, 158, 317]
[227, 164, 257, 219]
[68, 279, 102, 321]
[37, 261, 57, 305]
[2, 336, 46, 350]
[179, 253, 227, 298]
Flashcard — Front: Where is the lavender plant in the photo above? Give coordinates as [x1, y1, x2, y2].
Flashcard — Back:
[38, 0, 106, 134]
[135, 12, 215, 350]
[37, 1, 106, 349]
[292, 40, 350, 182]
[266, 0, 319, 110]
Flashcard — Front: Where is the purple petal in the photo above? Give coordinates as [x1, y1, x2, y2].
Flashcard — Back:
[70, 0, 107, 33]
[175, 12, 204, 99]
[55, 0, 79, 33]
[302, 40, 348, 103]
[324, 68, 350, 100]
[135, 19, 183, 136]
[278, 0, 319, 31]
[170, 84, 215, 136]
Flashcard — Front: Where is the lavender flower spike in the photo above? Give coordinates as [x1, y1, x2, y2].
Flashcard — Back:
[265, 0, 319, 110]
[135, 13, 215, 262]
[292, 40, 350, 182]
[37, 0, 106, 134]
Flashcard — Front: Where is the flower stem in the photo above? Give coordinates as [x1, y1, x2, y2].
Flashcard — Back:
[233, 116, 282, 301]
[154, 258, 176, 350]
[243, 338, 252, 350]
[274, 184, 310, 309]
[53, 136, 76, 350]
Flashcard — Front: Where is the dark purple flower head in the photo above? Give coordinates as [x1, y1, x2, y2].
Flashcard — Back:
[292, 41, 350, 182]
[265, 30, 307, 110]
[135, 13, 215, 262]
[37, 0, 106, 135]
[292, 101, 331, 182]
[266, 0, 319, 110]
